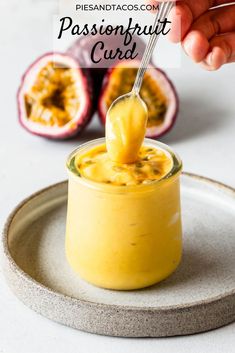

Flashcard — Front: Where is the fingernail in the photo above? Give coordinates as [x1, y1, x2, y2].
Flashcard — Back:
[183, 37, 194, 56]
[204, 47, 227, 69]
[205, 51, 213, 66]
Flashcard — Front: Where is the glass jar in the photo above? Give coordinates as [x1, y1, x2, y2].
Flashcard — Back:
[65, 138, 182, 290]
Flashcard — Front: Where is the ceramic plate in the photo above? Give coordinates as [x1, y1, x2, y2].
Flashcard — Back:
[2, 173, 235, 337]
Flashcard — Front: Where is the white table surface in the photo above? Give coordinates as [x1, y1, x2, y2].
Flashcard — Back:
[0, 1, 235, 352]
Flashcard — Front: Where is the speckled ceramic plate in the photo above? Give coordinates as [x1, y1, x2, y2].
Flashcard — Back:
[2, 173, 235, 337]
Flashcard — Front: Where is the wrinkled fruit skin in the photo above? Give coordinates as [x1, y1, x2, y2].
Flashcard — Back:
[18, 52, 93, 139]
[67, 33, 147, 108]
[98, 61, 179, 138]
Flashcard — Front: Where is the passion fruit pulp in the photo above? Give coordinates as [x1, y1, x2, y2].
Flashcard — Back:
[98, 61, 179, 138]
[18, 53, 93, 139]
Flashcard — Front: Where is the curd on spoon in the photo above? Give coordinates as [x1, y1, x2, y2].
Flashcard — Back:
[105, 93, 148, 164]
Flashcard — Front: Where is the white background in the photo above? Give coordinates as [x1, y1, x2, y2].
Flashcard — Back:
[0, 1, 235, 352]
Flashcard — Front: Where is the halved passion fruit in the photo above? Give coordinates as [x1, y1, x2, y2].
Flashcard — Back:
[98, 61, 179, 138]
[18, 53, 93, 139]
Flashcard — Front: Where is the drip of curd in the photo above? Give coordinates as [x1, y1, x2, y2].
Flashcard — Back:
[105, 93, 148, 164]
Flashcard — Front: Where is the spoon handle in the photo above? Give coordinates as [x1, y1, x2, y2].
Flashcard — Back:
[132, 2, 174, 95]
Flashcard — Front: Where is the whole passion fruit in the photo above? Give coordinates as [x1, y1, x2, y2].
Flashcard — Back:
[18, 53, 93, 139]
[98, 61, 179, 138]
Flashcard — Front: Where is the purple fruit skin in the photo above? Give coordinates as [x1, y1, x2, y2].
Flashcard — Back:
[146, 67, 179, 139]
[17, 52, 93, 139]
[98, 64, 179, 139]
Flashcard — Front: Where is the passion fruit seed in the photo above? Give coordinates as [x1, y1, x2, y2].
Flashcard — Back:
[85, 160, 94, 165]
[136, 162, 143, 168]
[112, 166, 124, 172]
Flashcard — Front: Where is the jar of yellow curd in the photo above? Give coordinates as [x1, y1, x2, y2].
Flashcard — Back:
[65, 138, 182, 290]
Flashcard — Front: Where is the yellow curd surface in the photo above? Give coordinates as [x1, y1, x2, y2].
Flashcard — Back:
[72, 143, 173, 186]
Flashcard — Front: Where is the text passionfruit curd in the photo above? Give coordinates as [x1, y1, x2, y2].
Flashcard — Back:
[65, 138, 182, 290]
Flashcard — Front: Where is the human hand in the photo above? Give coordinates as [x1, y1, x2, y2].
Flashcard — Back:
[150, 0, 235, 70]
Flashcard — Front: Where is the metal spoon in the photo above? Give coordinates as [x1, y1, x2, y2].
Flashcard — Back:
[106, 2, 174, 163]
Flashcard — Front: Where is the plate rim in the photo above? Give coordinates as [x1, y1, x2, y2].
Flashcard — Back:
[2, 172, 235, 313]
